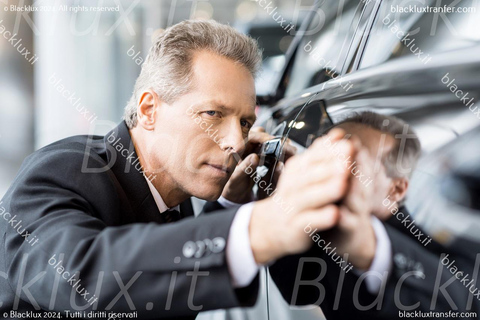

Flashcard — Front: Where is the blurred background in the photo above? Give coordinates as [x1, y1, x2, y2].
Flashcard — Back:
[0, 0, 313, 198]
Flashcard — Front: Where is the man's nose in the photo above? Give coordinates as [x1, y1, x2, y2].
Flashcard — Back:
[220, 120, 247, 156]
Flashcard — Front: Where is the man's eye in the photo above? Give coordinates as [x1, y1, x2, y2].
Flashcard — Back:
[240, 119, 252, 128]
[205, 111, 217, 117]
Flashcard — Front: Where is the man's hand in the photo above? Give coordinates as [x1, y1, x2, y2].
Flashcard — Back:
[249, 129, 354, 265]
[221, 127, 296, 204]
[324, 139, 377, 270]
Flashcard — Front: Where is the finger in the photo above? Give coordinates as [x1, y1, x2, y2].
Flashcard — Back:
[337, 205, 358, 232]
[283, 141, 297, 157]
[299, 161, 349, 186]
[328, 128, 348, 141]
[304, 139, 356, 167]
[309, 128, 347, 149]
[248, 130, 274, 144]
[239, 153, 259, 174]
[349, 134, 363, 151]
[251, 126, 266, 133]
[295, 205, 340, 233]
[294, 177, 349, 212]
[343, 149, 373, 215]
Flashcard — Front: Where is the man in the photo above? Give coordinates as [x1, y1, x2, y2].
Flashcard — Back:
[0, 20, 358, 319]
[269, 111, 480, 319]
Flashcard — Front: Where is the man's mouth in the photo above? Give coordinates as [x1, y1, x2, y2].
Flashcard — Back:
[206, 163, 232, 176]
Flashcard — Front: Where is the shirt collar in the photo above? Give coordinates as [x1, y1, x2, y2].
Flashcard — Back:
[145, 176, 180, 213]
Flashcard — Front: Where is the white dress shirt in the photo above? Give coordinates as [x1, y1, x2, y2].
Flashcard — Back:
[362, 216, 393, 293]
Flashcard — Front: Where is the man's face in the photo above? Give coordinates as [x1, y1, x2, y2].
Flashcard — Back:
[337, 123, 399, 220]
[146, 50, 256, 201]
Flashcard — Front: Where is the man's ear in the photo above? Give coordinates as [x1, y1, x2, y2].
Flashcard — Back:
[136, 90, 158, 131]
[389, 177, 409, 204]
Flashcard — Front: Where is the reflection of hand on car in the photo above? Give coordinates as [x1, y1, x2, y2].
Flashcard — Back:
[324, 139, 377, 271]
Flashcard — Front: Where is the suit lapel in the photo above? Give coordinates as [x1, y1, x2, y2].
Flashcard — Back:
[102, 121, 195, 223]
[103, 121, 162, 223]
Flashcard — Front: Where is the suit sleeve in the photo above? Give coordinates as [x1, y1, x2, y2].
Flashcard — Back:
[269, 225, 480, 319]
[371, 224, 480, 318]
[2, 150, 258, 318]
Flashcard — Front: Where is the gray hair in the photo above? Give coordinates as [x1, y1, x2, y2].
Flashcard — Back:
[336, 111, 421, 178]
[123, 20, 262, 128]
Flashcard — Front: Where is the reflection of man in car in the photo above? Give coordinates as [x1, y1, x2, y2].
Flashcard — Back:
[270, 111, 480, 319]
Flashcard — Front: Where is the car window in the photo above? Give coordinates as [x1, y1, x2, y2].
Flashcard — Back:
[284, 0, 361, 98]
[360, 0, 480, 69]
[276, 100, 333, 147]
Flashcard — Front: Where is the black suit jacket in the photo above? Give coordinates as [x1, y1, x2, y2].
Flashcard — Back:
[0, 121, 258, 319]
[269, 207, 480, 320]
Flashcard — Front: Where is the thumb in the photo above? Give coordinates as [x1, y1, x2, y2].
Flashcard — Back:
[238, 153, 259, 175]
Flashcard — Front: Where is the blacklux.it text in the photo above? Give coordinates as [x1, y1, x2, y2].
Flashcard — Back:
[0, 201, 40, 247]
[105, 132, 157, 182]
[442, 73, 480, 119]
[303, 41, 353, 92]
[48, 254, 99, 306]
[304, 223, 353, 273]
[442, 254, 480, 301]
[253, 0, 295, 33]
[186, 105, 243, 163]
[382, 196, 433, 247]
[322, 135, 373, 188]
[382, 14, 432, 65]
[244, 162, 295, 216]
[49, 73, 98, 125]
[0, 20, 39, 65]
